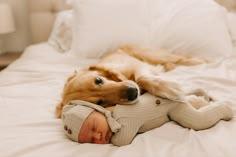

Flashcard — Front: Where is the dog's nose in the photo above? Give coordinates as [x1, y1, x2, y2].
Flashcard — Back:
[126, 86, 138, 101]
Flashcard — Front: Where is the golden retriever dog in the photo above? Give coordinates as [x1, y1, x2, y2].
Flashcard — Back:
[56, 46, 207, 118]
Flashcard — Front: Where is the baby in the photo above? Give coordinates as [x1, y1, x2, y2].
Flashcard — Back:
[62, 91, 233, 146]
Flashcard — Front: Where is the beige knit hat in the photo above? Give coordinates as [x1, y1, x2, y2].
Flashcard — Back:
[62, 100, 121, 142]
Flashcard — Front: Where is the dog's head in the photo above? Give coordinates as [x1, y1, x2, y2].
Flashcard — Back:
[56, 65, 140, 118]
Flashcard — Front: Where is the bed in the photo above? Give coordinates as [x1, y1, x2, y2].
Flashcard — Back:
[1, 0, 236, 157]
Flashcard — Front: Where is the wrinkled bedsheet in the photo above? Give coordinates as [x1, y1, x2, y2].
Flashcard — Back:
[0, 43, 236, 157]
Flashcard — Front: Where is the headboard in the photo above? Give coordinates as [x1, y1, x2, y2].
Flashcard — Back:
[29, 0, 71, 44]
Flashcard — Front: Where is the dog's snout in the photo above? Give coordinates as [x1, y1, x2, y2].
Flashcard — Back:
[126, 86, 138, 101]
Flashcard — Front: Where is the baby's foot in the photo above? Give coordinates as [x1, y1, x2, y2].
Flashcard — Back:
[220, 103, 233, 121]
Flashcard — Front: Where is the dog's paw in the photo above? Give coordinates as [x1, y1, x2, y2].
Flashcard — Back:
[153, 79, 184, 102]
[137, 76, 184, 101]
[186, 88, 214, 102]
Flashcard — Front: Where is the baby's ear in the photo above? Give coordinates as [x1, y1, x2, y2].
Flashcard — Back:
[89, 65, 127, 81]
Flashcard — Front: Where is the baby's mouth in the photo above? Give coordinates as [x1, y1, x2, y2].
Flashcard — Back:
[105, 131, 112, 143]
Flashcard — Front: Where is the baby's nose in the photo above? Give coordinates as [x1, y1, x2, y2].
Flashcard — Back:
[93, 132, 102, 142]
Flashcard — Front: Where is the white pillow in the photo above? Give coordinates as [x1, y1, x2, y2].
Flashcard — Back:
[71, 0, 233, 60]
[48, 10, 73, 53]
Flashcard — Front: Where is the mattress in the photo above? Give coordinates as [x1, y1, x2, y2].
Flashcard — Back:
[0, 42, 236, 157]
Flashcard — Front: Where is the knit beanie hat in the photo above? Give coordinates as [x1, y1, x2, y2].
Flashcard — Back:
[62, 100, 121, 142]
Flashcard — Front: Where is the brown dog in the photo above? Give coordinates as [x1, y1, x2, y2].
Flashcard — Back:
[56, 46, 207, 118]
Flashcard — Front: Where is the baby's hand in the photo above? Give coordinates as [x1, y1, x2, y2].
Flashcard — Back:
[105, 106, 115, 112]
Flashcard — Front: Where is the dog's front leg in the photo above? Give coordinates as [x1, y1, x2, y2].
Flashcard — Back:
[136, 75, 184, 101]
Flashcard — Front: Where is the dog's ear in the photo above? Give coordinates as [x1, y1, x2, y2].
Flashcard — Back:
[56, 102, 63, 118]
[65, 70, 78, 85]
[57, 71, 78, 118]
[89, 65, 127, 81]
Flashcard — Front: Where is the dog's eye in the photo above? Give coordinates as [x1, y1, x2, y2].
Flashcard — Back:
[95, 77, 103, 85]
[97, 100, 103, 105]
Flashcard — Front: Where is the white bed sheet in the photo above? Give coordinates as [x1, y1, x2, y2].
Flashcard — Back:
[0, 43, 236, 157]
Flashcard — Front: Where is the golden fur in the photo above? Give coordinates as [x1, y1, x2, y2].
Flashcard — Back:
[56, 46, 207, 118]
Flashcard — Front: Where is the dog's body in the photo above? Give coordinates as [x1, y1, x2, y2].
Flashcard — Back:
[56, 46, 207, 118]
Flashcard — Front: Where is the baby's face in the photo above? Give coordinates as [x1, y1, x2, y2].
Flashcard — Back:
[78, 111, 112, 144]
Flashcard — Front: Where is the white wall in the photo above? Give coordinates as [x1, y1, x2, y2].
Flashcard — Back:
[0, 0, 31, 53]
